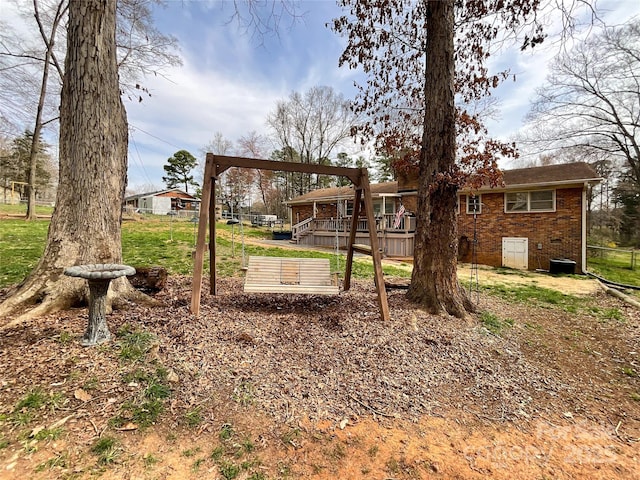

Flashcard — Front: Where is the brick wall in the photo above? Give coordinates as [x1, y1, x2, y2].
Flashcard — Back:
[291, 205, 314, 224]
[457, 187, 584, 271]
[291, 202, 349, 224]
[401, 195, 418, 214]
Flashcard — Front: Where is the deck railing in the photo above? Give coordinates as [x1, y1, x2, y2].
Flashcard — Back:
[313, 217, 371, 232]
[292, 216, 314, 240]
[293, 214, 415, 238]
[379, 213, 416, 232]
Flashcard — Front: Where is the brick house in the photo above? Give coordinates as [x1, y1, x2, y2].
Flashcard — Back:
[286, 162, 600, 272]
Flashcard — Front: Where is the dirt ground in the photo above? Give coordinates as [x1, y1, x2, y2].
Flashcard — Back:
[0, 269, 638, 480]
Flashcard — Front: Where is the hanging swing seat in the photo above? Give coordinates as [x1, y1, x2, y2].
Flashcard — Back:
[244, 256, 339, 294]
[350, 243, 384, 256]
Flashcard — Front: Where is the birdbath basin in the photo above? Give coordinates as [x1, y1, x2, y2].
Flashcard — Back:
[64, 264, 136, 346]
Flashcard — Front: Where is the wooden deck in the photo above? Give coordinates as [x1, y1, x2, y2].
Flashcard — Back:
[244, 256, 339, 294]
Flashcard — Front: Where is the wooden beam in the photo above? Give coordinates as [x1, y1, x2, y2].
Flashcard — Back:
[351, 244, 381, 256]
[211, 154, 362, 185]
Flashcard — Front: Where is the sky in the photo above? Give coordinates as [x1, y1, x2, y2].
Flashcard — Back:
[126, 0, 357, 189]
[4, 0, 640, 190]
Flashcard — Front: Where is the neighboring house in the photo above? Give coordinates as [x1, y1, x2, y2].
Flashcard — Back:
[124, 189, 200, 215]
[286, 162, 601, 272]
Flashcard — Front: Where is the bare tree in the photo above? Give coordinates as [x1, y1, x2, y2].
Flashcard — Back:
[223, 0, 300, 41]
[0, 0, 143, 323]
[0, 1, 65, 136]
[333, 0, 597, 317]
[25, 0, 67, 220]
[267, 85, 357, 195]
[237, 131, 274, 211]
[126, 182, 162, 196]
[522, 18, 640, 187]
[0, 0, 299, 323]
[0, 1, 66, 220]
[218, 167, 257, 217]
[1, 0, 182, 111]
[199, 131, 234, 184]
[0, 0, 181, 219]
[200, 131, 240, 211]
[116, 0, 182, 102]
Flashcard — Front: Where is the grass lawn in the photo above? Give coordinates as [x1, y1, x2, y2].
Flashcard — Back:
[0, 214, 410, 289]
[587, 249, 640, 286]
[0, 203, 54, 216]
[0, 219, 49, 287]
[2, 206, 638, 291]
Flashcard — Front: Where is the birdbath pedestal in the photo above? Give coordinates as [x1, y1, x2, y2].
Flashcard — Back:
[64, 264, 136, 346]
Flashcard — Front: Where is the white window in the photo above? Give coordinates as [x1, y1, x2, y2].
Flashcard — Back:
[466, 195, 482, 214]
[385, 201, 396, 214]
[505, 190, 555, 212]
[346, 200, 354, 216]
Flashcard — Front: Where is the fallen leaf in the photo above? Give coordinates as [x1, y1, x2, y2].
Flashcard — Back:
[74, 389, 92, 402]
[116, 422, 138, 431]
[50, 414, 75, 430]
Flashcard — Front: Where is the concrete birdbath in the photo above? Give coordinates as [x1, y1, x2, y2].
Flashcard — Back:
[64, 264, 136, 346]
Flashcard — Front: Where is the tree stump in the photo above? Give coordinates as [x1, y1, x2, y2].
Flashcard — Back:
[129, 266, 168, 294]
[384, 277, 411, 290]
[64, 264, 135, 346]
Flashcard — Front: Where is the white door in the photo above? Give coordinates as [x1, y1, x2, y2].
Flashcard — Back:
[502, 237, 528, 269]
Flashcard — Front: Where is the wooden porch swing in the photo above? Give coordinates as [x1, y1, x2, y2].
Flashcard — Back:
[190, 154, 390, 321]
[243, 256, 339, 295]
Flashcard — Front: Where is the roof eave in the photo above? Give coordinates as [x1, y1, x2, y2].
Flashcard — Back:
[461, 176, 603, 193]
[285, 194, 355, 205]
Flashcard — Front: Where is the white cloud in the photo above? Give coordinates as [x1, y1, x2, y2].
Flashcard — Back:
[126, 54, 287, 186]
[125, 0, 357, 187]
[5, 0, 639, 187]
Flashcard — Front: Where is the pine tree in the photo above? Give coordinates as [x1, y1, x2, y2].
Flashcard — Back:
[162, 150, 198, 193]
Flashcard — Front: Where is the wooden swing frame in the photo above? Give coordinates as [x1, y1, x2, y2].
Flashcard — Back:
[190, 153, 390, 321]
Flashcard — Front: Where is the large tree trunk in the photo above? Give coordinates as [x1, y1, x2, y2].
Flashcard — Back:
[0, 0, 143, 325]
[407, 0, 474, 318]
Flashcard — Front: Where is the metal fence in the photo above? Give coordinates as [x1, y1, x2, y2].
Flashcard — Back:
[587, 245, 637, 270]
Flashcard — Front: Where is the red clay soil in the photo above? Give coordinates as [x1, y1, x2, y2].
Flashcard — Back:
[0, 275, 638, 479]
